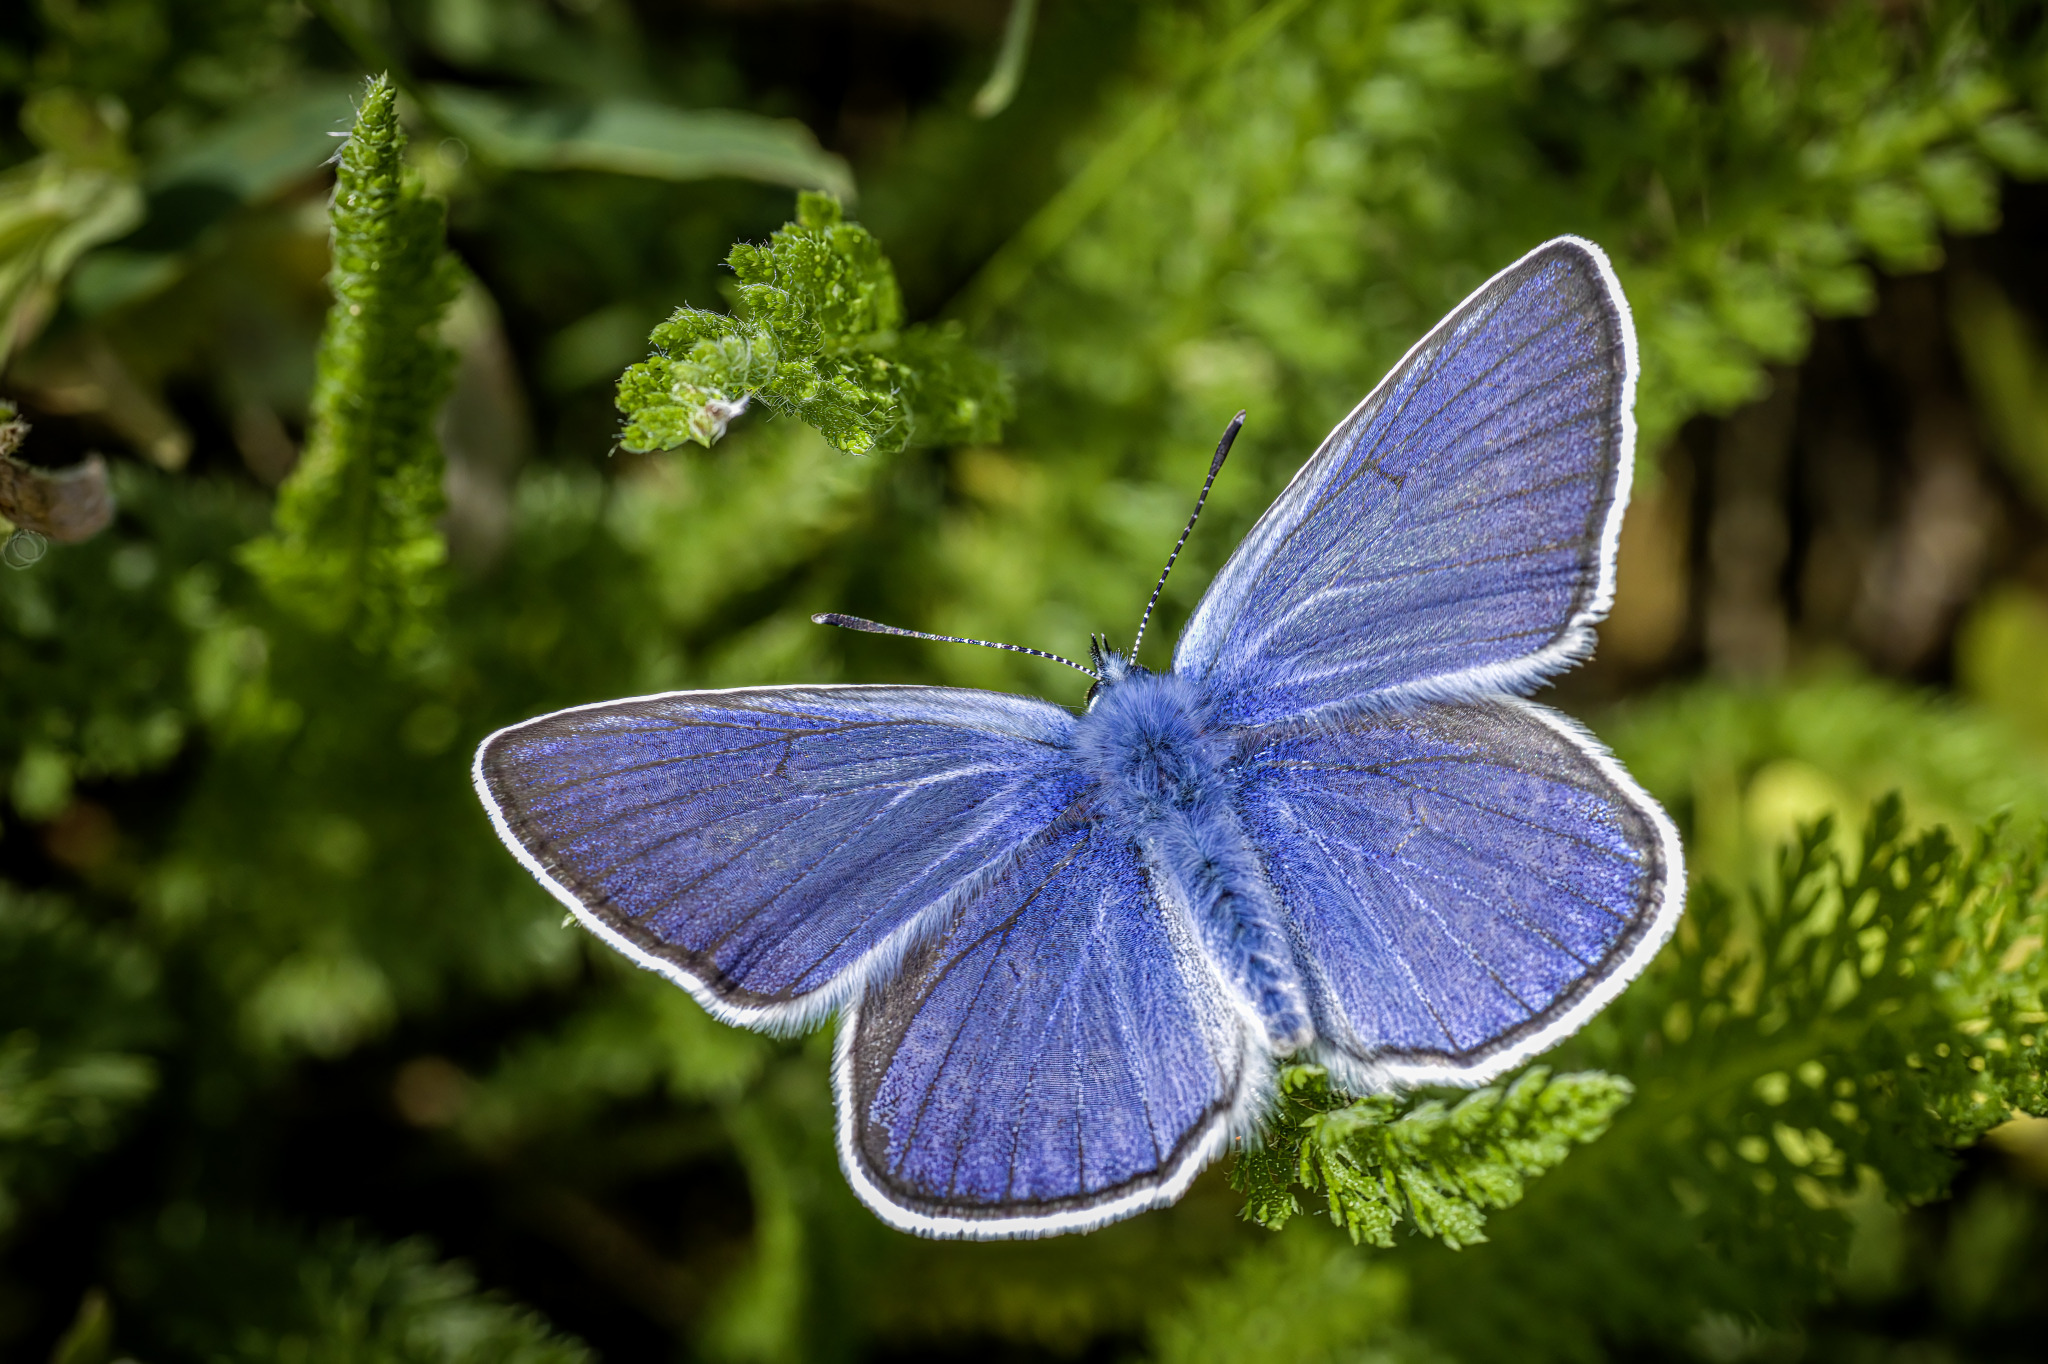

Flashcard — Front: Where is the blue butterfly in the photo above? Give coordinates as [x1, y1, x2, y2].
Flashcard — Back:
[474, 237, 1684, 1240]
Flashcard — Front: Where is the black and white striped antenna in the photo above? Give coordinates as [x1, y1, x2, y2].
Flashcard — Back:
[1130, 411, 1243, 663]
[811, 613, 1097, 680]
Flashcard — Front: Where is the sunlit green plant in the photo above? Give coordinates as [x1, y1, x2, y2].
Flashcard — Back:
[615, 192, 1011, 456]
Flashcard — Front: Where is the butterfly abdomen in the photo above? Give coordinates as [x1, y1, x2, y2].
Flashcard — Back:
[1075, 666, 1312, 1053]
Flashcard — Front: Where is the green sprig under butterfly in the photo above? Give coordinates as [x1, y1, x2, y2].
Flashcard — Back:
[1234, 1063, 1632, 1249]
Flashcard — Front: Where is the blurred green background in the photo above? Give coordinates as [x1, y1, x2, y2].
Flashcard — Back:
[4, 1, 2048, 1360]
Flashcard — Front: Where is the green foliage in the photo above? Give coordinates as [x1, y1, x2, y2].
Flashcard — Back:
[452, 964, 771, 1153]
[1950, 270, 2048, 511]
[1235, 1066, 1633, 1249]
[0, 465, 261, 821]
[1602, 672, 2048, 888]
[0, 89, 141, 365]
[615, 192, 1011, 456]
[0, 886, 160, 1234]
[1615, 1, 2048, 439]
[914, 0, 2048, 701]
[46, 1289, 115, 1364]
[1149, 1222, 1421, 1364]
[1031, 0, 2048, 452]
[1958, 586, 2048, 746]
[1396, 799, 2048, 1361]
[240, 76, 461, 659]
[117, 1221, 592, 1363]
[6, 1, 2048, 1360]
[429, 87, 855, 199]
[1657, 802, 2044, 1196]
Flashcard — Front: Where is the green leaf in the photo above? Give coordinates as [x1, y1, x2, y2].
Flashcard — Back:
[1948, 272, 2048, 513]
[0, 90, 143, 366]
[1957, 587, 2048, 747]
[1975, 112, 2048, 177]
[143, 78, 363, 202]
[971, 0, 1041, 119]
[46, 1288, 115, 1364]
[430, 87, 855, 200]
[238, 75, 462, 660]
[616, 192, 1012, 456]
[1235, 1065, 1632, 1249]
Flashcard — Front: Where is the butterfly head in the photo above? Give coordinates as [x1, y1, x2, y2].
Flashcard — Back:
[1085, 635, 1147, 707]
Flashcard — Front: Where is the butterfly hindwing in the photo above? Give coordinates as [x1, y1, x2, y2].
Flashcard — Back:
[1175, 237, 1636, 728]
[841, 818, 1254, 1237]
[474, 685, 1083, 1028]
[1238, 697, 1681, 1085]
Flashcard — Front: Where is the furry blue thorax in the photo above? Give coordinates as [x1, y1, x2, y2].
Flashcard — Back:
[1074, 652, 1312, 1051]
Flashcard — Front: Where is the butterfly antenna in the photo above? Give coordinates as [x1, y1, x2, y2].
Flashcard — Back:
[1130, 410, 1244, 663]
[812, 613, 1097, 679]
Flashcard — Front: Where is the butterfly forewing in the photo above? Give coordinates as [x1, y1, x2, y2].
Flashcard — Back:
[1175, 238, 1636, 728]
[841, 819, 1254, 1237]
[474, 685, 1084, 1027]
[1238, 697, 1681, 1085]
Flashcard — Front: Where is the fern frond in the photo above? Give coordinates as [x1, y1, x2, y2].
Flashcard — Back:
[1599, 799, 2044, 1248]
[1236, 1065, 1632, 1249]
[0, 885, 161, 1235]
[615, 192, 1011, 456]
[1407, 799, 2048, 1360]
[239, 75, 461, 660]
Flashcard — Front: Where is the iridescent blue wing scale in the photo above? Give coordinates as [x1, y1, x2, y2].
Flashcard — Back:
[1175, 238, 1637, 729]
[839, 818, 1254, 1237]
[474, 685, 1085, 1029]
[1237, 697, 1682, 1086]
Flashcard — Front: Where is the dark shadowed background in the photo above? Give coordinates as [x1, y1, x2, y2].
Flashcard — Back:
[4, 2, 2048, 1361]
